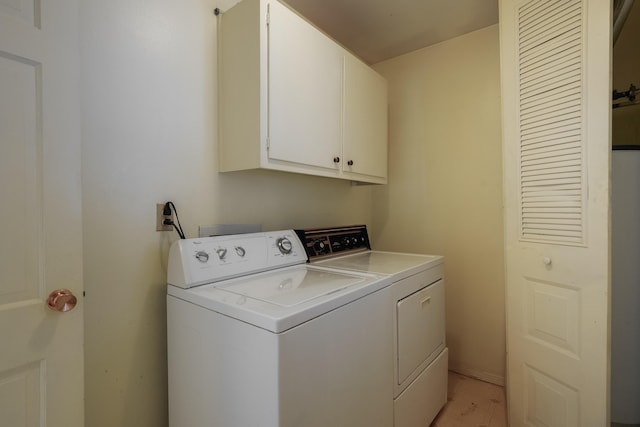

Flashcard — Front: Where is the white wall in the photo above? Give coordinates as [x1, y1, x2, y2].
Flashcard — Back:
[80, 1, 375, 426]
[81, 0, 505, 424]
[372, 25, 505, 385]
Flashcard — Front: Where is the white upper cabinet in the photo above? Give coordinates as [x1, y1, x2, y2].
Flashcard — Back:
[218, 0, 388, 184]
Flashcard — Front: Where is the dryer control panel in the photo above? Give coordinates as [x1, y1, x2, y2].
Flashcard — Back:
[296, 225, 371, 260]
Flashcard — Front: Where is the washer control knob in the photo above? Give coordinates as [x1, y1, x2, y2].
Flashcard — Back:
[235, 246, 246, 257]
[216, 247, 228, 260]
[195, 251, 209, 263]
[276, 237, 293, 254]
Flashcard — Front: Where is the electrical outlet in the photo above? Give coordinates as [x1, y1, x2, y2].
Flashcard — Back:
[156, 203, 173, 231]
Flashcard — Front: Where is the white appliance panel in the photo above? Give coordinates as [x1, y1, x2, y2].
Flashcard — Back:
[394, 348, 448, 427]
[278, 286, 394, 426]
[167, 286, 394, 427]
[611, 149, 640, 424]
[168, 296, 281, 427]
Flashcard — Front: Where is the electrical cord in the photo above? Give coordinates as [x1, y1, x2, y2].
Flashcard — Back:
[163, 201, 186, 239]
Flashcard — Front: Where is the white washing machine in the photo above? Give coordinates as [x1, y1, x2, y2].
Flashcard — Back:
[296, 225, 448, 427]
[166, 230, 395, 427]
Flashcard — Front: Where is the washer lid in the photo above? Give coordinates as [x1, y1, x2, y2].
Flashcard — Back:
[216, 267, 365, 307]
[168, 264, 391, 333]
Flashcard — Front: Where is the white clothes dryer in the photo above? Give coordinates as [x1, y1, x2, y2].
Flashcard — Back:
[296, 225, 448, 427]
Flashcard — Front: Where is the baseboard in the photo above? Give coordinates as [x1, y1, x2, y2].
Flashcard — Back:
[449, 365, 505, 387]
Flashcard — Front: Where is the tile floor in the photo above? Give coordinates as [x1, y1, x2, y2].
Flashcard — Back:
[431, 371, 507, 427]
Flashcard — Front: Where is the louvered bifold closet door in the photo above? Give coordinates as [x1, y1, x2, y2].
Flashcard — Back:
[518, 0, 586, 245]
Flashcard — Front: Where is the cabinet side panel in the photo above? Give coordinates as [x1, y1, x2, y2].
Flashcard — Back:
[218, 0, 262, 171]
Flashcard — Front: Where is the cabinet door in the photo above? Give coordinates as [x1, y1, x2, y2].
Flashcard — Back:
[267, 0, 343, 172]
[343, 54, 388, 181]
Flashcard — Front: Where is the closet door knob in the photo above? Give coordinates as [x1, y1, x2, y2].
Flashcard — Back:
[333, 157, 340, 163]
[347, 160, 354, 166]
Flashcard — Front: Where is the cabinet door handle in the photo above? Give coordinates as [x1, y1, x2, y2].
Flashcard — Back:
[347, 160, 354, 166]
[333, 157, 340, 163]
[420, 296, 431, 306]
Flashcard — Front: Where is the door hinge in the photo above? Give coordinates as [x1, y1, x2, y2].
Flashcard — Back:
[266, 137, 270, 150]
[266, 4, 270, 26]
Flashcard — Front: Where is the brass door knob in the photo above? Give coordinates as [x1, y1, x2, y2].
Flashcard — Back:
[47, 289, 78, 312]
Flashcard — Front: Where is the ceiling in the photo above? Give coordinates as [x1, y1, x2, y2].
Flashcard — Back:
[284, 0, 499, 64]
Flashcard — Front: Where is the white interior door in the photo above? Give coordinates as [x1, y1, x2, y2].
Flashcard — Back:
[0, 0, 83, 426]
[500, 0, 611, 425]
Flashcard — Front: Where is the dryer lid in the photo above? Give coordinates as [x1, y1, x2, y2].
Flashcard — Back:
[316, 251, 442, 276]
